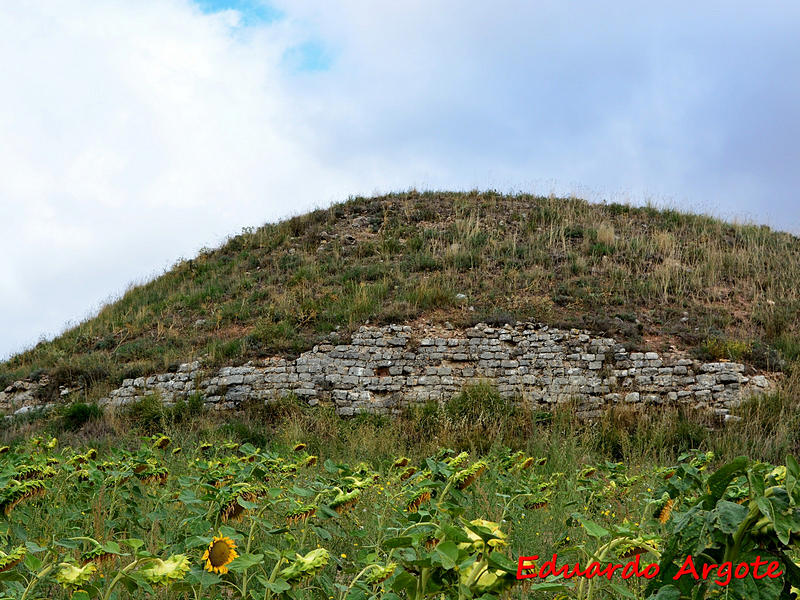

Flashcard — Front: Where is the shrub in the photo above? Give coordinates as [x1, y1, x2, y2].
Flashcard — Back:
[444, 382, 513, 430]
[60, 402, 103, 432]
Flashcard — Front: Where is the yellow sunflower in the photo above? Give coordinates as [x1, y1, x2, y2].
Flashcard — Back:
[202, 535, 238, 575]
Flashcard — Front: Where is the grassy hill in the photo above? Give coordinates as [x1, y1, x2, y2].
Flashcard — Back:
[3, 191, 800, 403]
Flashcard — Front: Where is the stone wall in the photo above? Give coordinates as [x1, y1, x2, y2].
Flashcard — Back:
[90, 322, 773, 421]
[0, 322, 776, 421]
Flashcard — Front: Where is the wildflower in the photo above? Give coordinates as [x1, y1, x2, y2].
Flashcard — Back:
[202, 535, 238, 575]
[154, 435, 172, 450]
[293, 443, 307, 452]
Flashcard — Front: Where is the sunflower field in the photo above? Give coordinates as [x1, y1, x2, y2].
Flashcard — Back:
[2, 434, 800, 599]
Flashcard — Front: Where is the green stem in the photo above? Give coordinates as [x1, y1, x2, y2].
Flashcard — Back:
[102, 558, 151, 600]
[339, 564, 375, 600]
[20, 563, 55, 600]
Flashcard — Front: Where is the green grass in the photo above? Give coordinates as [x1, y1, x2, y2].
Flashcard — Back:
[3, 191, 800, 403]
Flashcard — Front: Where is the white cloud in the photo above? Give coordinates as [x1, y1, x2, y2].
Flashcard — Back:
[1, 1, 799, 359]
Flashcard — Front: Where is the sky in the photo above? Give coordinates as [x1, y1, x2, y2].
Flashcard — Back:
[1, 1, 799, 361]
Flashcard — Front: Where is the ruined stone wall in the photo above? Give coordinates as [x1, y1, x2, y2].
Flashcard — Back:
[93, 322, 773, 421]
[1, 322, 775, 421]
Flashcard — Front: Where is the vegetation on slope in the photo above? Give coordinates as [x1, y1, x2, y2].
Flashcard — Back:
[2, 191, 799, 403]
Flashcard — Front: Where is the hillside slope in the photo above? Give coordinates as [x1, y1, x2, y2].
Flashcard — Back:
[3, 191, 799, 402]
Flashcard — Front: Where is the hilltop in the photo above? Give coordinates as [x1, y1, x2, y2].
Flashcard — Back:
[2, 191, 799, 403]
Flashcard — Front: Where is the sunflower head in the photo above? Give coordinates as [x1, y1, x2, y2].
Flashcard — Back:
[655, 496, 675, 524]
[460, 561, 511, 594]
[330, 488, 360, 514]
[364, 562, 397, 585]
[298, 455, 318, 468]
[139, 554, 191, 585]
[1, 479, 46, 515]
[405, 488, 432, 512]
[392, 457, 410, 469]
[220, 485, 257, 521]
[202, 535, 238, 575]
[0, 446, 9, 455]
[279, 548, 330, 583]
[153, 435, 171, 450]
[55, 562, 97, 588]
[399, 466, 417, 481]
[460, 519, 507, 553]
[453, 460, 488, 490]
[292, 442, 307, 452]
[80, 544, 118, 568]
[0, 546, 26, 572]
[286, 504, 317, 525]
[199, 442, 213, 454]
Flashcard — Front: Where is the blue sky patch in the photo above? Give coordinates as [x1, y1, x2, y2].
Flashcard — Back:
[282, 40, 334, 72]
[193, 0, 282, 25]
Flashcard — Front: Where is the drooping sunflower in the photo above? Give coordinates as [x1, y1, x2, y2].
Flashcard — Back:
[329, 488, 360, 514]
[139, 554, 191, 585]
[460, 519, 507, 553]
[445, 451, 470, 468]
[172, 447, 182, 455]
[399, 466, 417, 481]
[199, 442, 213, 454]
[220, 485, 257, 522]
[202, 535, 238, 575]
[153, 435, 171, 450]
[15, 464, 56, 480]
[55, 562, 97, 588]
[453, 460, 488, 490]
[81, 544, 118, 568]
[517, 457, 535, 470]
[618, 535, 661, 559]
[1, 479, 46, 515]
[286, 504, 317, 525]
[293, 442, 307, 452]
[136, 466, 169, 486]
[0, 446, 9, 454]
[364, 562, 397, 585]
[0, 546, 26, 572]
[655, 497, 675, 524]
[392, 456, 410, 469]
[279, 548, 330, 583]
[405, 488, 432, 512]
[298, 455, 318, 468]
